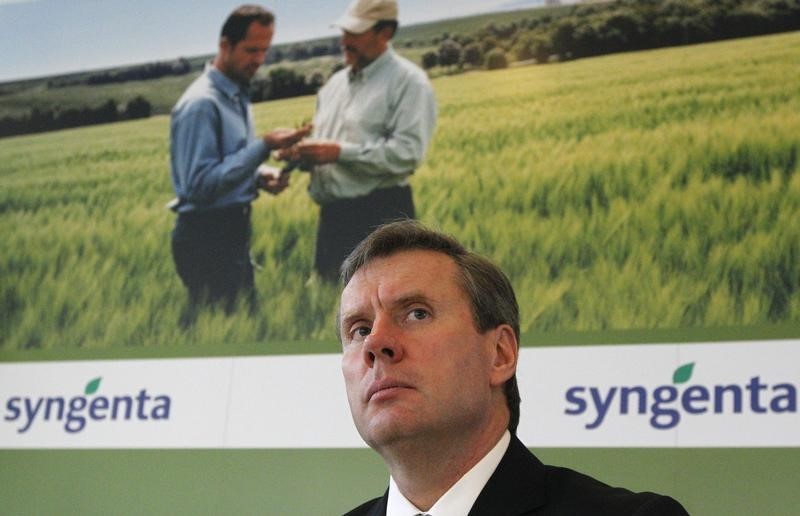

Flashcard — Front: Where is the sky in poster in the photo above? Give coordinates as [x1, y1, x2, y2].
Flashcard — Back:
[0, 0, 539, 83]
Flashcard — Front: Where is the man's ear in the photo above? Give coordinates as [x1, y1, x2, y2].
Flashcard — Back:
[219, 36, 231, 56]
[489, 324, 518, 387]
[377, 26, 394, 43]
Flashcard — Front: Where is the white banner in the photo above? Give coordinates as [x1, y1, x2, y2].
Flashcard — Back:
[518, 339, 800, 447]
[1, 340, 797, 448]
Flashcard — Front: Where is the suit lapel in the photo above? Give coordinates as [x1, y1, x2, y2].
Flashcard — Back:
[369, 492, 388, 516]
[342, 490, 387, 516]
[350, 436, 546, 516]
[468, 434, 547, 516]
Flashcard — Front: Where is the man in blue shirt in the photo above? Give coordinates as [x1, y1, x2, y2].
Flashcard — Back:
[169, 5, 309, 318]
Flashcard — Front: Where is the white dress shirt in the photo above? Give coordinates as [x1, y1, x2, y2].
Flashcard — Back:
[308, 45, 437, 204]
[386, 430, 511, 516]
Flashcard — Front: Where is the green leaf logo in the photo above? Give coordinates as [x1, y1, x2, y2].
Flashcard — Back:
[85, 377, 102, 395]
[672, 363, 695, 384]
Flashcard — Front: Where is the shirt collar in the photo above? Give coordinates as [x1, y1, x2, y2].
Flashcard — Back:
[349, 44, 395, 83]
[205, 62, 249, 101]
[386, 430, 511, 516]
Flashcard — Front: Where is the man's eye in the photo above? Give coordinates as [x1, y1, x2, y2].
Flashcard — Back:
[352, 326, 371, 339]
[409, 309, 429, 321]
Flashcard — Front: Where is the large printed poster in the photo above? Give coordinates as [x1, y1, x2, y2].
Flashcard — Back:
[1, 0, 799, 514]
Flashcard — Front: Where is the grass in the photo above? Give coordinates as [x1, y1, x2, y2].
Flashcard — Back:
[0, 32, 798, 350]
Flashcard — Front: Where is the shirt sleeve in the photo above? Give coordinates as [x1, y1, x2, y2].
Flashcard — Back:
[336, 74, 437, 177]
[171, 98, 269, 206]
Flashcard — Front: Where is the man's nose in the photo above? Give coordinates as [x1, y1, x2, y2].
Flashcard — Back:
[363, 316, 403, 366]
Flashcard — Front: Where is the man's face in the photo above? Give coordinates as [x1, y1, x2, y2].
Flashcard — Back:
[340, 27, 389, 71]
[339, 250, 506, 450]
[219, 21, 274, 85]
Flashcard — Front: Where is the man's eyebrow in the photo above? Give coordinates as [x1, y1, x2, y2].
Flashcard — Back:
[393, 292, 430, 308]
[340, 291, 431, 328]
[339, 310, 366, 331]
[339, 302, 373, 334]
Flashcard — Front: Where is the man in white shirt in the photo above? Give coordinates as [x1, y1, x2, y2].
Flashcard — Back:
[337, 220, 689, 515]
[283, 0, 436, 281]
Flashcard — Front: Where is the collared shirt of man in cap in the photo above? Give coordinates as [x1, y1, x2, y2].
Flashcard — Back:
[337, 220, 690, 516]
[284, 0, 437, 282]
[169, 5, 309, 320]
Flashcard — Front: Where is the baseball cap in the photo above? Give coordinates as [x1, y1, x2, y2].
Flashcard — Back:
[333, 0, 398, 34]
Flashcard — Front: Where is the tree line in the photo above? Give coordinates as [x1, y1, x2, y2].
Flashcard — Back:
[86, 59, 193, 86]
[47, 59, 194, 89]
[249, 67, 331, 103]
[268, 37, 341, 63]
[421, 0, 800, 70]
[0, 97, 152, 138]
[0, 62, 335, 138]
[4, 0, 798, 138]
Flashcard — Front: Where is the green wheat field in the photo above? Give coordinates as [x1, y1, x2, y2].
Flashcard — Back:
[1, 32, 798, 351]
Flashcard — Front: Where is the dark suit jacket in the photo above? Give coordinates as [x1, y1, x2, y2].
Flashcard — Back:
[344, 435, 689, 516]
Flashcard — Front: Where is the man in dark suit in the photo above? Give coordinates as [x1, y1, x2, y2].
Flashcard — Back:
[337, 220, 689, 516]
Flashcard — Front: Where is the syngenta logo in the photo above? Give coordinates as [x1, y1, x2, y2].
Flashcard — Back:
[4, 377, 171, 434]
[564, 363, 797, 430]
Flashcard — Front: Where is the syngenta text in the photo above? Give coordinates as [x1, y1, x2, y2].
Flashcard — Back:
[564, 363, 796, 430]
[4, 377, 171, 433]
